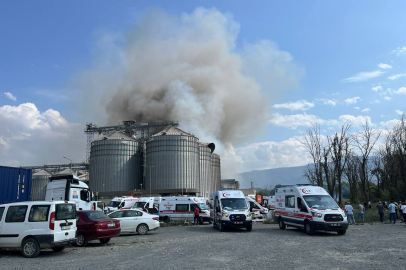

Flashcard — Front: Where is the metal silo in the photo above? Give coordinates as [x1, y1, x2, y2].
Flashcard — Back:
[211, 154, 221, 193]
[89, 132, 143, 192]
[199, 143, 212, 198]
[145, 127, 199, 194]
[31, 169, 51, 201]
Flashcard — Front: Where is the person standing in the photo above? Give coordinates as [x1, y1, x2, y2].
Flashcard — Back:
[194, 206, 200, 225]
[368, 201, 371, 209]
[398, 202, 404, 223]
[376, 201, 384, 223]
[401, 202, 406, 226]
[345, 202, 355, 225]
[388, 200, 396, 224]
[357, 202, 365, 225]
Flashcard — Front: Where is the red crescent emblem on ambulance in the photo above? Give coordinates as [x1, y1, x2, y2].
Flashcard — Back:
[301, 188, 311, 194]
[222, 192, 230, 197]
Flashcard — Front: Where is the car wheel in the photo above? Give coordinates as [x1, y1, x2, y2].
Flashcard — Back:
[99, 238, 111, 244]
[305, 222, 315, 235]
[51, 246, 65, 252]
[246, 223, 252, 232]
[21, 238, 40, 258]
[337, 230, 346, 235]
[278, 218, 286, 230]
[137, 224, 149, 235]
[75, 233, 88, 247]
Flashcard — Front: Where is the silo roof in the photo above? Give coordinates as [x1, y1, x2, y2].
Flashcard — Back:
[33, 169, 52, 176]
[94, 131, 135, 141]
[56, 168, 77, 176]
[152, 126, 193, 137]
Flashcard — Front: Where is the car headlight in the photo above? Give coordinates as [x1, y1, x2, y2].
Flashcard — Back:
[223, 214, 229, 218]
[311, 212, 322, 218]
[246, 214, 251, 218]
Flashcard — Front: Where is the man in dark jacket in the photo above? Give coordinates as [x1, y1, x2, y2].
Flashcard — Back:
[376, 201, 384, 223]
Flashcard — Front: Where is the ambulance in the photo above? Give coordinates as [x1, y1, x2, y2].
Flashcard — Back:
[263, 196, 276, 210]
[210, 190, 252, 232]
[104, 196, 140, 213]
[274, 185, 348, 235]
[159, 197, 211, 224]
[246, 196, 268, 219]
[132, 197, 162, 214]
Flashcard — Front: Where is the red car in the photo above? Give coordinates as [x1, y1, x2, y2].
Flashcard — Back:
[75, 210, 121, 247]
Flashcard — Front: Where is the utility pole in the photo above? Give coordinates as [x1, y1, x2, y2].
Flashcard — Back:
[143, 164, 156, 197]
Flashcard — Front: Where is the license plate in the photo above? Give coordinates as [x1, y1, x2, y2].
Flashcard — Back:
[330, 223, 340, 226]
[61, 226, 71, 230]
[107, 223, 115, 227]
[234, 221, 243, 224]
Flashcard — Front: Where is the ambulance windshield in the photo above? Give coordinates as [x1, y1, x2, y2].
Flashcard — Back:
[107, 201, 120, 208]
[133, 202, 146, 208]
[221, 198, 248, 210]
[199, 203, 209, 210]
[303, 195, 339, 210]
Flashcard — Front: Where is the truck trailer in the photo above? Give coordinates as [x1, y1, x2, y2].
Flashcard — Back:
[0, 166, 32, 204]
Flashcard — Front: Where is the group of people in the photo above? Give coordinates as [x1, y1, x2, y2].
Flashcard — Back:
[344, 200, 406, 225]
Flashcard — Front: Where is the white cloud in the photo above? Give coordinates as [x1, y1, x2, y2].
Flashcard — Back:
[372, 85, 382, 92]
[396, 110, 403, 115]
[392, 46, 406, 56]
[362, 108, 370, 112]
[342, 70, 384, 83]
[378, 63, 392, 69]
[354, 107, 360, 110]
[371, 100, 380, 104]
[344, 97, 360, 105]
[380, 119, 400, 129]
[3, 92, 17, 101]
[272, 100, 314, 111]
[388, 73, 406, 80]
[394, 87, 406, 94]
[384, 96, 392, 101]
[0, 103, 86, 166]
[317, 99, 337, 106]
[269, 113, 372, 129]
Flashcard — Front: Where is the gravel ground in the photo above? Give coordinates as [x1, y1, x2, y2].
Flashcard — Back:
[1, 222, 406, 270]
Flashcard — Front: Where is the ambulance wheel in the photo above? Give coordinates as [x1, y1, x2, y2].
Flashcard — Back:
[246, 223, 252, 232]
[337, 230, 346, 235]
[219, 221, 225, 232]
[304, 222, 315, 235]
[278, 218, 286, 230]
[199, 217, 204, 225]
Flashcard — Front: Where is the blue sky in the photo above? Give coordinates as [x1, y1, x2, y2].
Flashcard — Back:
[1, 1, 406, 173]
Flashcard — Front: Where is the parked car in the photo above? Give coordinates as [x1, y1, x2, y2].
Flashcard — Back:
[75, 210, 121, 247]
[0, 201, 77, 258]
[107, 209, 159, 235]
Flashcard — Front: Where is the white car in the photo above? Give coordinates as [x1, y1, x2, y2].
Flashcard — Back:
[107, 209, 159, 235]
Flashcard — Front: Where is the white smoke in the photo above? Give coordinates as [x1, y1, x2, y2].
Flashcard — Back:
[76, 7, 303, 177]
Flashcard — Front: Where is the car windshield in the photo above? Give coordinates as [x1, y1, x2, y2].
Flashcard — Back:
[56, 204, 76, 220]
[107, 201, 120, 207]
[303, 195, 339, 210]
[133, 202, 146, 208]
[86, 211, 109, 220]
[199, 203, 209, 210]
[221, 198, 248, 210]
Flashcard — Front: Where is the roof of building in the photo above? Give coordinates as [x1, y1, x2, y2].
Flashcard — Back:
[94, 131, 135, 142]
[152, 126, 193, 137]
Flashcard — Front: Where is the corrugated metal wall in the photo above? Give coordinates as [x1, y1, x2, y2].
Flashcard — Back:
[211, 154, 221, 193]
[31, 174, 50, 201]
[146, 135, 199, 191]
[89, 139, 143, 192]
[199, 144, 212, 198]
[0, 166, 32, 204]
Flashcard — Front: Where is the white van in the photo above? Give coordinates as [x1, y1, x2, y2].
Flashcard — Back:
[0, 201, 77, 258]
[132, 197, 161, 215]
[105, 197, 140, 213]
[159, 197, 211, 224]
[274, 185, 348, 235]
[211, 190, 252, 231]
[246, 196, 268, 219]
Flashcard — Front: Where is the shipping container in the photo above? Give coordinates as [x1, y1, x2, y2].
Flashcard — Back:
[0, 166, 32, 204]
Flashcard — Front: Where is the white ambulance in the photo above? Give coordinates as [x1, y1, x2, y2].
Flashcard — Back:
[211, 190, 252, 232]
[263, 196, 276, 210]
[246, 196, 268, 219]
[132, 197, 161, 214]
[104, 197, 140, 213]
[274, 185, 348, 235]
[159, 197, 211, 224]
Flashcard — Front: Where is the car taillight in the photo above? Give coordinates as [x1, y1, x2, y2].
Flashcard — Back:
[49, 212, 55, 230]
[152, 217, 158, 221]
[116, 221, 120, 227]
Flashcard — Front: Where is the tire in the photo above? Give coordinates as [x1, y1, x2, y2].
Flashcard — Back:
[51, 246, 65, 252]
[21, 238, 41, 258]
[246, 223, 252, 232]
[99, 238, 111, 244]
[337, 230, 347, 235]
[199, 217, 204, 225]
[75, 233, 88, 247]
[163, 216, 170, 223]
[304, 222, 315, 235]
[219, 221, 224, 232]
[137, 224, 149, 235]
[278, 217, 286, 230]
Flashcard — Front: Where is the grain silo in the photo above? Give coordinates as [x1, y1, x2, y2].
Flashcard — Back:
[211, 154, 221, 193]
[31, 169, 52, 201]
[199, 143, 215, 198]
[89, 132, 143, 193]
[145, 126, 199, 195]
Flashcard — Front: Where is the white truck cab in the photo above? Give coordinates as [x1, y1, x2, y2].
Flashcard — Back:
[0, 201, 77, 258]
[45, 175, 99, 211]
[159, 197, 211, 224]
[246, 196, 268, 219]
[275, 185, 348, 235]
[105, 197, 140, 213]
[211, 190, 252, 232]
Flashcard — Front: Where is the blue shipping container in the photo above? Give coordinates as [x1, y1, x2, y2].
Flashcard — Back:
[0, 166, 32, 204]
